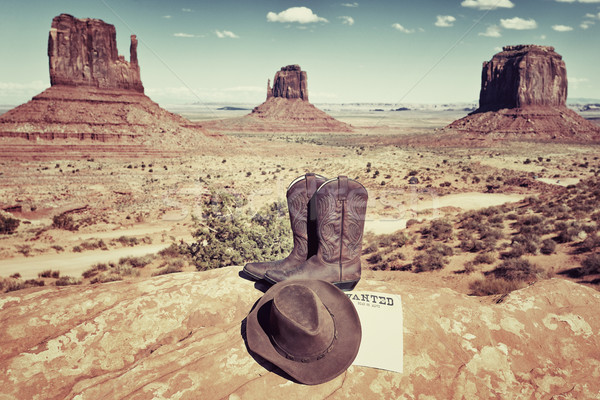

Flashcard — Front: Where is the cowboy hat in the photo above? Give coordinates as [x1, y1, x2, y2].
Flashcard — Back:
[246, 279, 361, 385]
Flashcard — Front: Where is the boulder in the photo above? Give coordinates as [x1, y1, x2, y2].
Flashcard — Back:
[1, 267, 599, 399]
[48, 13, 143, 92]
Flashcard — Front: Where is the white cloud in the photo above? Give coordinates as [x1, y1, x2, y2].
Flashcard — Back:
[479, 25, 502, 37]
[540, 34, 547, 39]
[580, 20, 595, 29]
[555, 0, 576, 2]
[267, 7, 328, 24]
[552, 24, 574, 31]
[339, 16, 355, 25]
[173, 32, 195, 38]
[461, 0, 514, 10]
[392, 23, 415, 33]
[341, 2, 359, 7]
[215, 30, 239, 39]
[557, 0, 600, 2]
[163, 15, 172, 19]
[182, 8, 193, 12]
[569, 77, 589, 89]
[500, 17, 538, 30]
[435, 15, 456, 27]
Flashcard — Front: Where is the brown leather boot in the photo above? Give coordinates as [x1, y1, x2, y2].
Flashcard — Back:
[264, 176, 368, 291]
[243, 173, 327, 280]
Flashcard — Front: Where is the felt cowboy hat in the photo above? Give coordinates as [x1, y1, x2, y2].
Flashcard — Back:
[246, 279, 361, 385]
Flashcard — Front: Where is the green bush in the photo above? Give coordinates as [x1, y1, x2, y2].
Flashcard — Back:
[0, 214, 20, 234]
[185, 193, 292, 270]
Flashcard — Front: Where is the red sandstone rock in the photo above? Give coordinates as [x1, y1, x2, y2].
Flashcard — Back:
[0, 14, 218, 146]
[444, 45, 600, 141]
[48, 14, 143, 92]
[267, 64, 308, 101]
[478, 45, 567, 112]
[1, 268, 599, 399]
[203, 65, 351, 132]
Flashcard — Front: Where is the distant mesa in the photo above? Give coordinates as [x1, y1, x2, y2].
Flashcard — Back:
[266, 64, 308, 101]
[0, 13, 214, 145]
[203, 65, 352, 132]
[445, 45, 600, 141]
[48, 13, 143, 92]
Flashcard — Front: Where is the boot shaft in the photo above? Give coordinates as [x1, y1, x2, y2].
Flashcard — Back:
[316, 176, 368, 265]
[286, 173, 328, 259]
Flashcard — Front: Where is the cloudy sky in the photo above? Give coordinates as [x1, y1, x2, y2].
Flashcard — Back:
[0, 0, 598, 105]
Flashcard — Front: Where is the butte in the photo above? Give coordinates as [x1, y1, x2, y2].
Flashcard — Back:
[444, 45, 600, 142]
[203, 65, 352, 132]
[0, 13, 218, 151]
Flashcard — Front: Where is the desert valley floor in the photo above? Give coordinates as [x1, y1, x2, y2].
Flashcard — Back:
[1, 105, 600, 296]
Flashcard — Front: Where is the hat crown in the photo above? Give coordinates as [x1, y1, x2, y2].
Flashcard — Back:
[270, 285, 336, 361]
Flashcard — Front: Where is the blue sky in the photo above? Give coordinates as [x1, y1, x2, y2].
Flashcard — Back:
[0, 0, 599, 105]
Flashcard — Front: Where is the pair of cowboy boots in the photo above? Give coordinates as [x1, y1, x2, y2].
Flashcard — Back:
[243, 173, 368, 291]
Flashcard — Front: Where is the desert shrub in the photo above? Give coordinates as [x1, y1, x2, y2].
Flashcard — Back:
[10, 273, 21, 279]
[119, 255, 154, 268]
[367, 252, 383, 264]
[580, 234, 600, 252]
[421, 219, 453, 241]
[51, 245, 64, 252]
[3, 279, 27, 292]
[491, 258, 544, 282]
[556, 222, 585, 243]
[72, 245, 82, 253]
[363, 243, 378, 254]
[80, 239, 108, 251]
[460, 236, 485, 253]
[55, 276, 81, 286]
[90, 274, 123, 284]
[52, 213, 78, 231]
[153, 261, 184, 276]
[38, 269, 53, 278]
[579, 253, 600, 275]
[159, 243, 184, 258]
[464, 263, 476, 274]
[116, 236, 140, 247]
[185, 194, 292, 270]
[501, 244, 526, 259]
[0, 214, 20, 234]
[16, 245, 32, 257]
[82, 263, 109, 279]
[512, 233, 541, 255]
[469, 277, 526, 296]
[540, 238, 557, 255]
[24, 279, 45, 287]
[413, 251, 448, 272]
[473, 252, 496, 265]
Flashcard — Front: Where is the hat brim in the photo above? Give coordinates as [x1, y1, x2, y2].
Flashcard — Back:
[246, 279, 361, 385]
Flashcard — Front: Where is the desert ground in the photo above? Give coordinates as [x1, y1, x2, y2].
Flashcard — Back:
[1, 105, 600, 296]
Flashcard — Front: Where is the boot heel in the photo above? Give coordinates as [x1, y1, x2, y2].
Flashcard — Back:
[333, 280, 359, 291]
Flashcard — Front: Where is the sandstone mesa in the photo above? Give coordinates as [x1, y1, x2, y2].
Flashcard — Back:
[0, 14, 216, 146]
[445, 45, 600, 141]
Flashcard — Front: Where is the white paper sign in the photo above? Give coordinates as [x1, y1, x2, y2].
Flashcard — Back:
[347, 291, 403, 373]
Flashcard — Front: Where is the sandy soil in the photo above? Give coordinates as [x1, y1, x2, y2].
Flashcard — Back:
[1, 107, 599, 293]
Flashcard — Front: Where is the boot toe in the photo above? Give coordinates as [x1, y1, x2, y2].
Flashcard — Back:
[243, 262, 268, 280]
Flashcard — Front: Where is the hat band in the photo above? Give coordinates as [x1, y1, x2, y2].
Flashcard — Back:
[270, 307, 338, 364]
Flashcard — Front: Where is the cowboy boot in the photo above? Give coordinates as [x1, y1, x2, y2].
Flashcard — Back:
[243, 173, 327, 280]
[264, 176, 368, 291]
